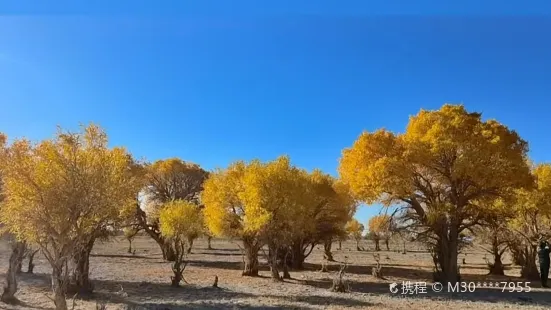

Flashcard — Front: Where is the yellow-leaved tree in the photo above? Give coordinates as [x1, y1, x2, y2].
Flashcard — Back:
[203, 156, 314, 280]
[507, 163, 551, 279]
[288, 170, 356, 268]
[159, 200, 204, 287]
[0, 125, 139, 310]
[345, 219, 364, 250]
[135, 158, 208, 261]
[368, 215, 391, 251]
[339, 104, 533, 284]
[0, 133, 28, 304]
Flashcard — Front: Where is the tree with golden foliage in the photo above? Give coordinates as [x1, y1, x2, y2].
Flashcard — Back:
[135, 158, 208, 261]
[236, 156, 309, 281]
[0, 125, 139, 310]
[345, 219, 364, 250]
[288, 171, 356, 268]
[506, 164, 551, 279]
[159, 200, 204, 287]
[203, 156, 319, 280]
[474, 199, 513, 276]
[368, 215, 391, 251]
[202, 161, 261, 276]
[0, 133, 26, 304]
[339, 104, 533, 284]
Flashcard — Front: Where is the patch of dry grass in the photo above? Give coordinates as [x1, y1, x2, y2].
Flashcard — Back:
[0, 237, 548, 309]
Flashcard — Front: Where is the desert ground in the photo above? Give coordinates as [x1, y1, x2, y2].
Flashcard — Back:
[1, 236, 550, 310]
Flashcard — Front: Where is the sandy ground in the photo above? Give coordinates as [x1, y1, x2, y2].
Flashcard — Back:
[0, 236, 549, 309]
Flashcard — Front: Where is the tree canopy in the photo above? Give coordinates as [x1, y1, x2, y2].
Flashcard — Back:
[0, 124, 139, 309]
[339, 104, 534, 283]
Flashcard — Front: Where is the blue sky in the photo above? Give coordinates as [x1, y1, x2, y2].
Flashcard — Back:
[1, 2, 551, 225]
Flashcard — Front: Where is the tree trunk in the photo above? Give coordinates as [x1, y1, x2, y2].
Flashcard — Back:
[356, 239, 360, 251]
[161, 242, 177, 261]
[242, 239, 259, 277]
[488, 236, 505, 275]
[323, 240, 334, 261]
[520, 245, 540, 280]
[338, 241, 342, 250]
[290, 242, 305, 270]
[282, 250, 291, 279]
[14, 243, 26, 275]
[207, 236, 213, 250]
[433, 224, 460, 284]
[127, 239, 133, 254]
[51, 263, 68, 310]
[268, 245, 282, 281]
[385, 239, 390, 251]
[374, 239, 381, 251]
[1, 242, 26, 303]
[27, 249, 39, 274]
[489, 253, 505, 275]
[402, 240, 407, 254]
[136, 202, 176, 261]
[186, 235, 195, 254]
[69, 238, 95, 295]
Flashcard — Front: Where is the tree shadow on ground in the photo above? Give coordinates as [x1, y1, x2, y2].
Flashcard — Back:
[15, 272, 374, 309]
[302, 262, 434, 280]
[185, 259, 272, 272]
[302, 274, 551, 308]
[191, 251, 243, 257]
[1, 299, 50, 310]
[91, 253, 158, 260]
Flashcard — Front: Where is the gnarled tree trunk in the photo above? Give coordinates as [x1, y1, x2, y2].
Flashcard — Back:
[385, 239, 390, 251]
[1, 242, 26, 303]
[323, 239, 334, 261]
[207, 236, 213, 250]
[268, 244, 282, 281]
[290, 241, 315, 270]
[27, 249, 39, 274]
[52, 262, 68, 310]
[519, 245, 539, 280]
[488, 235, 505, 275]
[69, 237, 95, 295]
[186, 235, 196, 254]
[432, 222, 460, 284]
[374, 238, 381, 251]
[242, 238, 260, 277]
[136, 202, 177, 261]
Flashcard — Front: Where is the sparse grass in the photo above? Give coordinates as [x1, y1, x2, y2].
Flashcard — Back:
[0, 237, 549, 309]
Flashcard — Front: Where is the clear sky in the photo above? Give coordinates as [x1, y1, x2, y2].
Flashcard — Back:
[1, 1, 551, 225]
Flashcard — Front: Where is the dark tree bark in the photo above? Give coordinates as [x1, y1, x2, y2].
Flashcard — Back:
[51, 262, 68, 310]
[1, 242, 26, 303]
[282, 250, 291, 279]
[242, 238, 260, 277]
[268, 244, 282, 282]
[488, 235, 506, 276]
[186, 235, 195, 254]
[323, 239, 334, 261]
[27, 249, 39, 274]
[385, 239, 390, 251]
[431, 221, 460, 285]
[207, 236, 213, 250]
[374, 238, 381, 251]
[290, 241, 315, 270]
[68, 237, 95, 295]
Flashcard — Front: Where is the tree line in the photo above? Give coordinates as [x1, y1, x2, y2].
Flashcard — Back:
[0, 103, 549, 309]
